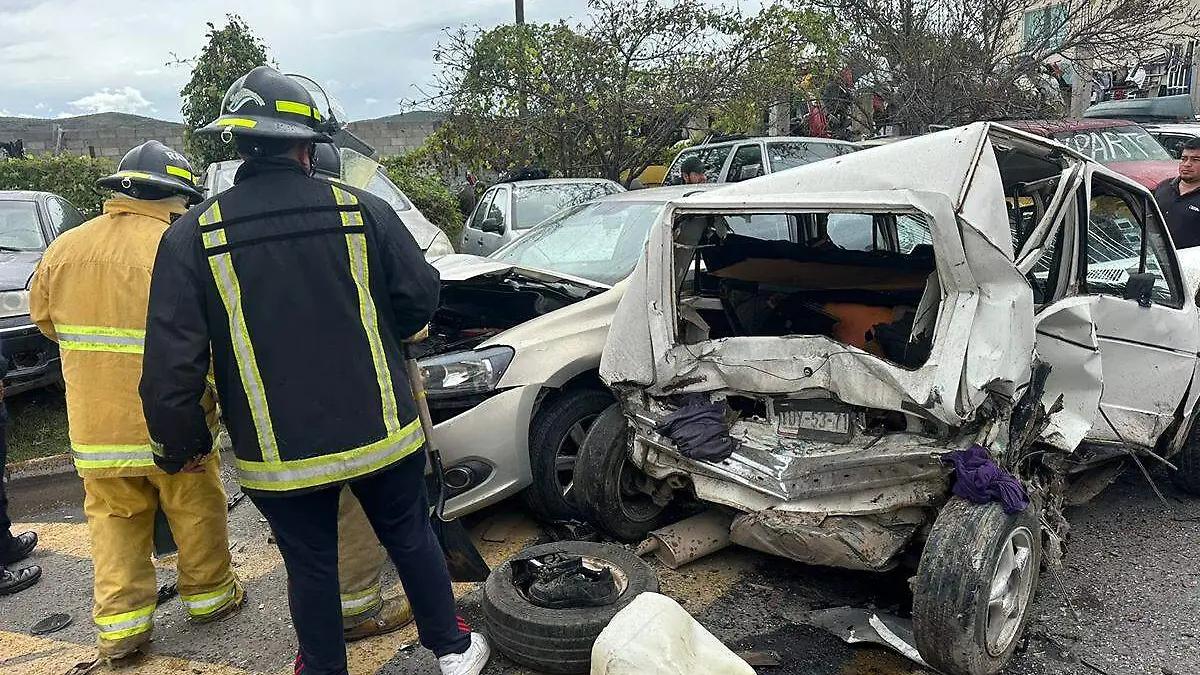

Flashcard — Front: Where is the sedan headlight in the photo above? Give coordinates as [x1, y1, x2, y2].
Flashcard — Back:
[424, 233, 455, 260]
[419, 346, 514, 399]
[0, 290, 30, 319]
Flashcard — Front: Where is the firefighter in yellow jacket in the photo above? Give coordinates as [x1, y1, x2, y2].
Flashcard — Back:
[30, 141, 244, 662]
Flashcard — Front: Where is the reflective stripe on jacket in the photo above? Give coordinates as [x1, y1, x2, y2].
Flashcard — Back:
[141, 159, 439, 494]
[30, 197, 219, 477]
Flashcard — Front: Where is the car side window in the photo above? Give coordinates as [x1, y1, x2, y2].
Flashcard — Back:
[468, 189, 497, 231]
[43, 197, 67, 236]
[1084, 179, 1182, 307]
[486, 188, 508, 232]
[1158, 134, 1191, 159]
[726, 144, 764, 182]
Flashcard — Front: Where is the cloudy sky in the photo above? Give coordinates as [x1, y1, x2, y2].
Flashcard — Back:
[0, 0, 600, 122]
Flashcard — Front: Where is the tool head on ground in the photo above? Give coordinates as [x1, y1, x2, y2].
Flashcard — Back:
[96, 141, 203, 204]
[196, 65, 334, 157]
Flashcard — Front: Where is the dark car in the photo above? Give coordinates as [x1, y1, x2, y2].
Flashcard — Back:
[0, 191, 85, 394]
[1003, 119, 1177, 190]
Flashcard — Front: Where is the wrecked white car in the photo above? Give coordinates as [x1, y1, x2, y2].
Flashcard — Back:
[575, 122, 1200, 674]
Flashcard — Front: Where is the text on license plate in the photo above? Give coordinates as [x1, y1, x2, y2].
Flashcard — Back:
[777, 410, 851, 437]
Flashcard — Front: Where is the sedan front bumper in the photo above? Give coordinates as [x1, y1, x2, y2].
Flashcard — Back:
[430, 384, 541, 519]
[0, 315, 60, 395]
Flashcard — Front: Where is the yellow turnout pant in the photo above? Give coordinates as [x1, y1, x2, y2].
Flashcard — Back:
[337, 485, 392, 629]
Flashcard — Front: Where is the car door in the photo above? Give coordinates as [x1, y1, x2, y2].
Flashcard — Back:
[1078, 169, 1199, 448]
[40, 196, 83, 243]
[461, 188, 498, 255]
[477, 185, 511, 256]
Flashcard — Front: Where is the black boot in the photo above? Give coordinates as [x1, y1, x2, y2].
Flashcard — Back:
[0, 564, 41, 595]
[0, 531, 37, 565]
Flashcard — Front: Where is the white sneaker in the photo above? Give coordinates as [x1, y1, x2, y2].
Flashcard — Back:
[438, 632, 490, 675]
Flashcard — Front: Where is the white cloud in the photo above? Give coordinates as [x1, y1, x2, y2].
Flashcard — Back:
[364, 97, 379, 105]
[68, 86, 153, 114]
[34, 102, 45, 110]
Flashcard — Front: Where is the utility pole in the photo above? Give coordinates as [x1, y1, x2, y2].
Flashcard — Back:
[516, 0, 524, 24]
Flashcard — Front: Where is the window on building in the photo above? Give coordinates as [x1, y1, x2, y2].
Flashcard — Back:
[1023, 4, 1068, 49]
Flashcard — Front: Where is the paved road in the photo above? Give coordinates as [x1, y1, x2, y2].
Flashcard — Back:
[1, 460, 1196, 674]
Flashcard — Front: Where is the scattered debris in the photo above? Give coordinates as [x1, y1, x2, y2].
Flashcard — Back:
[480, 511, 526, 543]
[734, 650, 780, 667]
[545, 519, 601, 542]
[804, 606, 937, 671]
[226, 491, 247, 511]
[30, 613, 72, 636]
[156, 582, 178, 605]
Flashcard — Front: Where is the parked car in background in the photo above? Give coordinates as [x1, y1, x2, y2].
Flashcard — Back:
[459, 178, 625, 256]
[1084, 93, 1198, 124]
[0, 191, 86, 394]
[1144, 123, 1200, 158]
[202, 147, 456, 259]
[1004, 118, 1177, 189]
[576, 122, 1200, 675]
[665, 136, 858, 184]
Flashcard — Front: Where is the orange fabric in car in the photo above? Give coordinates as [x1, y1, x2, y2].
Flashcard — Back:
[822, 303, 893, 355]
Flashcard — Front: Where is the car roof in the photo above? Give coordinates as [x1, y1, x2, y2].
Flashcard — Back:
[501, 178, 620, 187]
[684, 136, 856, 150]
[1002, 118, 1145, 135]
[1144, 123, 1200, 135]
[0, 190, 51, 200]
[591, 185, 715, 203]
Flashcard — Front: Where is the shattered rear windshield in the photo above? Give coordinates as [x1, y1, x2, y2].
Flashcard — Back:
[1053, 126, 1172, 163]
[492, 200, 663, 285]
[767, 141, 856, 171]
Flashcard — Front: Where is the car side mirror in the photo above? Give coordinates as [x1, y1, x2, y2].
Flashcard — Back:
[480, 216, 504, 234]
[1123, 272, 1158, 307]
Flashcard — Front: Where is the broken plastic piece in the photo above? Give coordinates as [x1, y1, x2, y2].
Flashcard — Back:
[804, 606, 937, 671]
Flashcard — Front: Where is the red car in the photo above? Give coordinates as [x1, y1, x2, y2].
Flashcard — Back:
[1004, 118, 1177, 190]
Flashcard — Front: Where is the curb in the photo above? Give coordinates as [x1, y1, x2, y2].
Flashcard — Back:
[4, 453, 75, 485]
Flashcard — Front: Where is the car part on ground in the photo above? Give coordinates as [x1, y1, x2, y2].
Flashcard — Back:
[575, 404, 672, 542]
[634, 509, 734, 569]
[912, 498, 1042, 674]
[591, 592, 756, 675]
[481, 540, 658, 674]
[805, 606, 932, 669]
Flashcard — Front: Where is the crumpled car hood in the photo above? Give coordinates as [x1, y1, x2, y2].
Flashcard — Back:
[433, 253, 608, 291]
[601, 122, 1073, 430]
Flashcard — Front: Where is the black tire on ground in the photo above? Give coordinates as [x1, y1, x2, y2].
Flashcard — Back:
[574, 404, 670, 542]
[1173, 421, 1200, 495]
[522, 388, 614, 522]
[912, 497, 1042, 675]
[481, 540, 659, 674]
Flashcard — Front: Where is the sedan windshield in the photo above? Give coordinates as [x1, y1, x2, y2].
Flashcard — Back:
[0, 200, 45, 251]
[768, 141, 855, 171]
[492, 200, 663, 285]
[1053, 126, 1173, 163]
[512, 182, 620, 229]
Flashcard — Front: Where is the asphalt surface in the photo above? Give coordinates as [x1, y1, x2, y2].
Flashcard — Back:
[1, 461, 1197, 675]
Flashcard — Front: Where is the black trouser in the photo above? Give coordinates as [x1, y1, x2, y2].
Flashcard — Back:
[250, 452, 470, 675]
[0, 409, 12, 547]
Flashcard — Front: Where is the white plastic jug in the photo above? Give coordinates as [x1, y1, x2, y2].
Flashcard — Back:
[590, 592, 757, 675]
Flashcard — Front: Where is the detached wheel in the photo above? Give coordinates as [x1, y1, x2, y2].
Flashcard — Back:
[1172, 421, 1200, 495]
[523, 389, 613, 522]
[574, 404, 669, 542]
[912, 498, 1041, 675]
[481, 540, 658, 674]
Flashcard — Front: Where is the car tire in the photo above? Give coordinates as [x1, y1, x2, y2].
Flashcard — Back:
[523, 388, 614, 522]
[481, 540, 658, 674]
[912, 497, 1042, 675]
[1173, 421, 1200, 495]
[574, 404, 670, 542]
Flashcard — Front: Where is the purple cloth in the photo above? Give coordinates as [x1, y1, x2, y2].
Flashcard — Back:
[940, 445, 1030, 514]
[655, 394, 738, 462]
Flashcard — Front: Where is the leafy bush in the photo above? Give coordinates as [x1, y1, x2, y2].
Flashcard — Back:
[380, 153, 464, 247]
[0, 154, 115, 217]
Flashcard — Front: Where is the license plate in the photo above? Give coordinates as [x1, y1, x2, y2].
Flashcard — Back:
[778, 410, 850, 437]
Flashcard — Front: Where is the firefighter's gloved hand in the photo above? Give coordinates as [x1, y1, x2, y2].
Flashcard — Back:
[153, 453, 190, 475]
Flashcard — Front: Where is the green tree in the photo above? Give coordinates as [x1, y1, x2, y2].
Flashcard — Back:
[177, 15, 272, 167]
[0, 154, 115, 217]
[422, 0, 843, 185]
[380, 152, 465, 246]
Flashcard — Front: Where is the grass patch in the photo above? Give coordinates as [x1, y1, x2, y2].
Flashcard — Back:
[6, 388, 70, 463]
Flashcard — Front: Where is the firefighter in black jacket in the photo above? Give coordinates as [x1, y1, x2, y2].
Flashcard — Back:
[139, 66, 490, 675]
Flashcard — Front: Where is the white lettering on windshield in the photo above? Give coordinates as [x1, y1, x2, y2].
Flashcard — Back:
[1062, 130, 1159, 163]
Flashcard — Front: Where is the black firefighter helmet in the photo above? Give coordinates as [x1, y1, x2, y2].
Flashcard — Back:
[312, 142, 342, 180]
[196, 65, 334, 156]
[96, 141, 203, 204]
